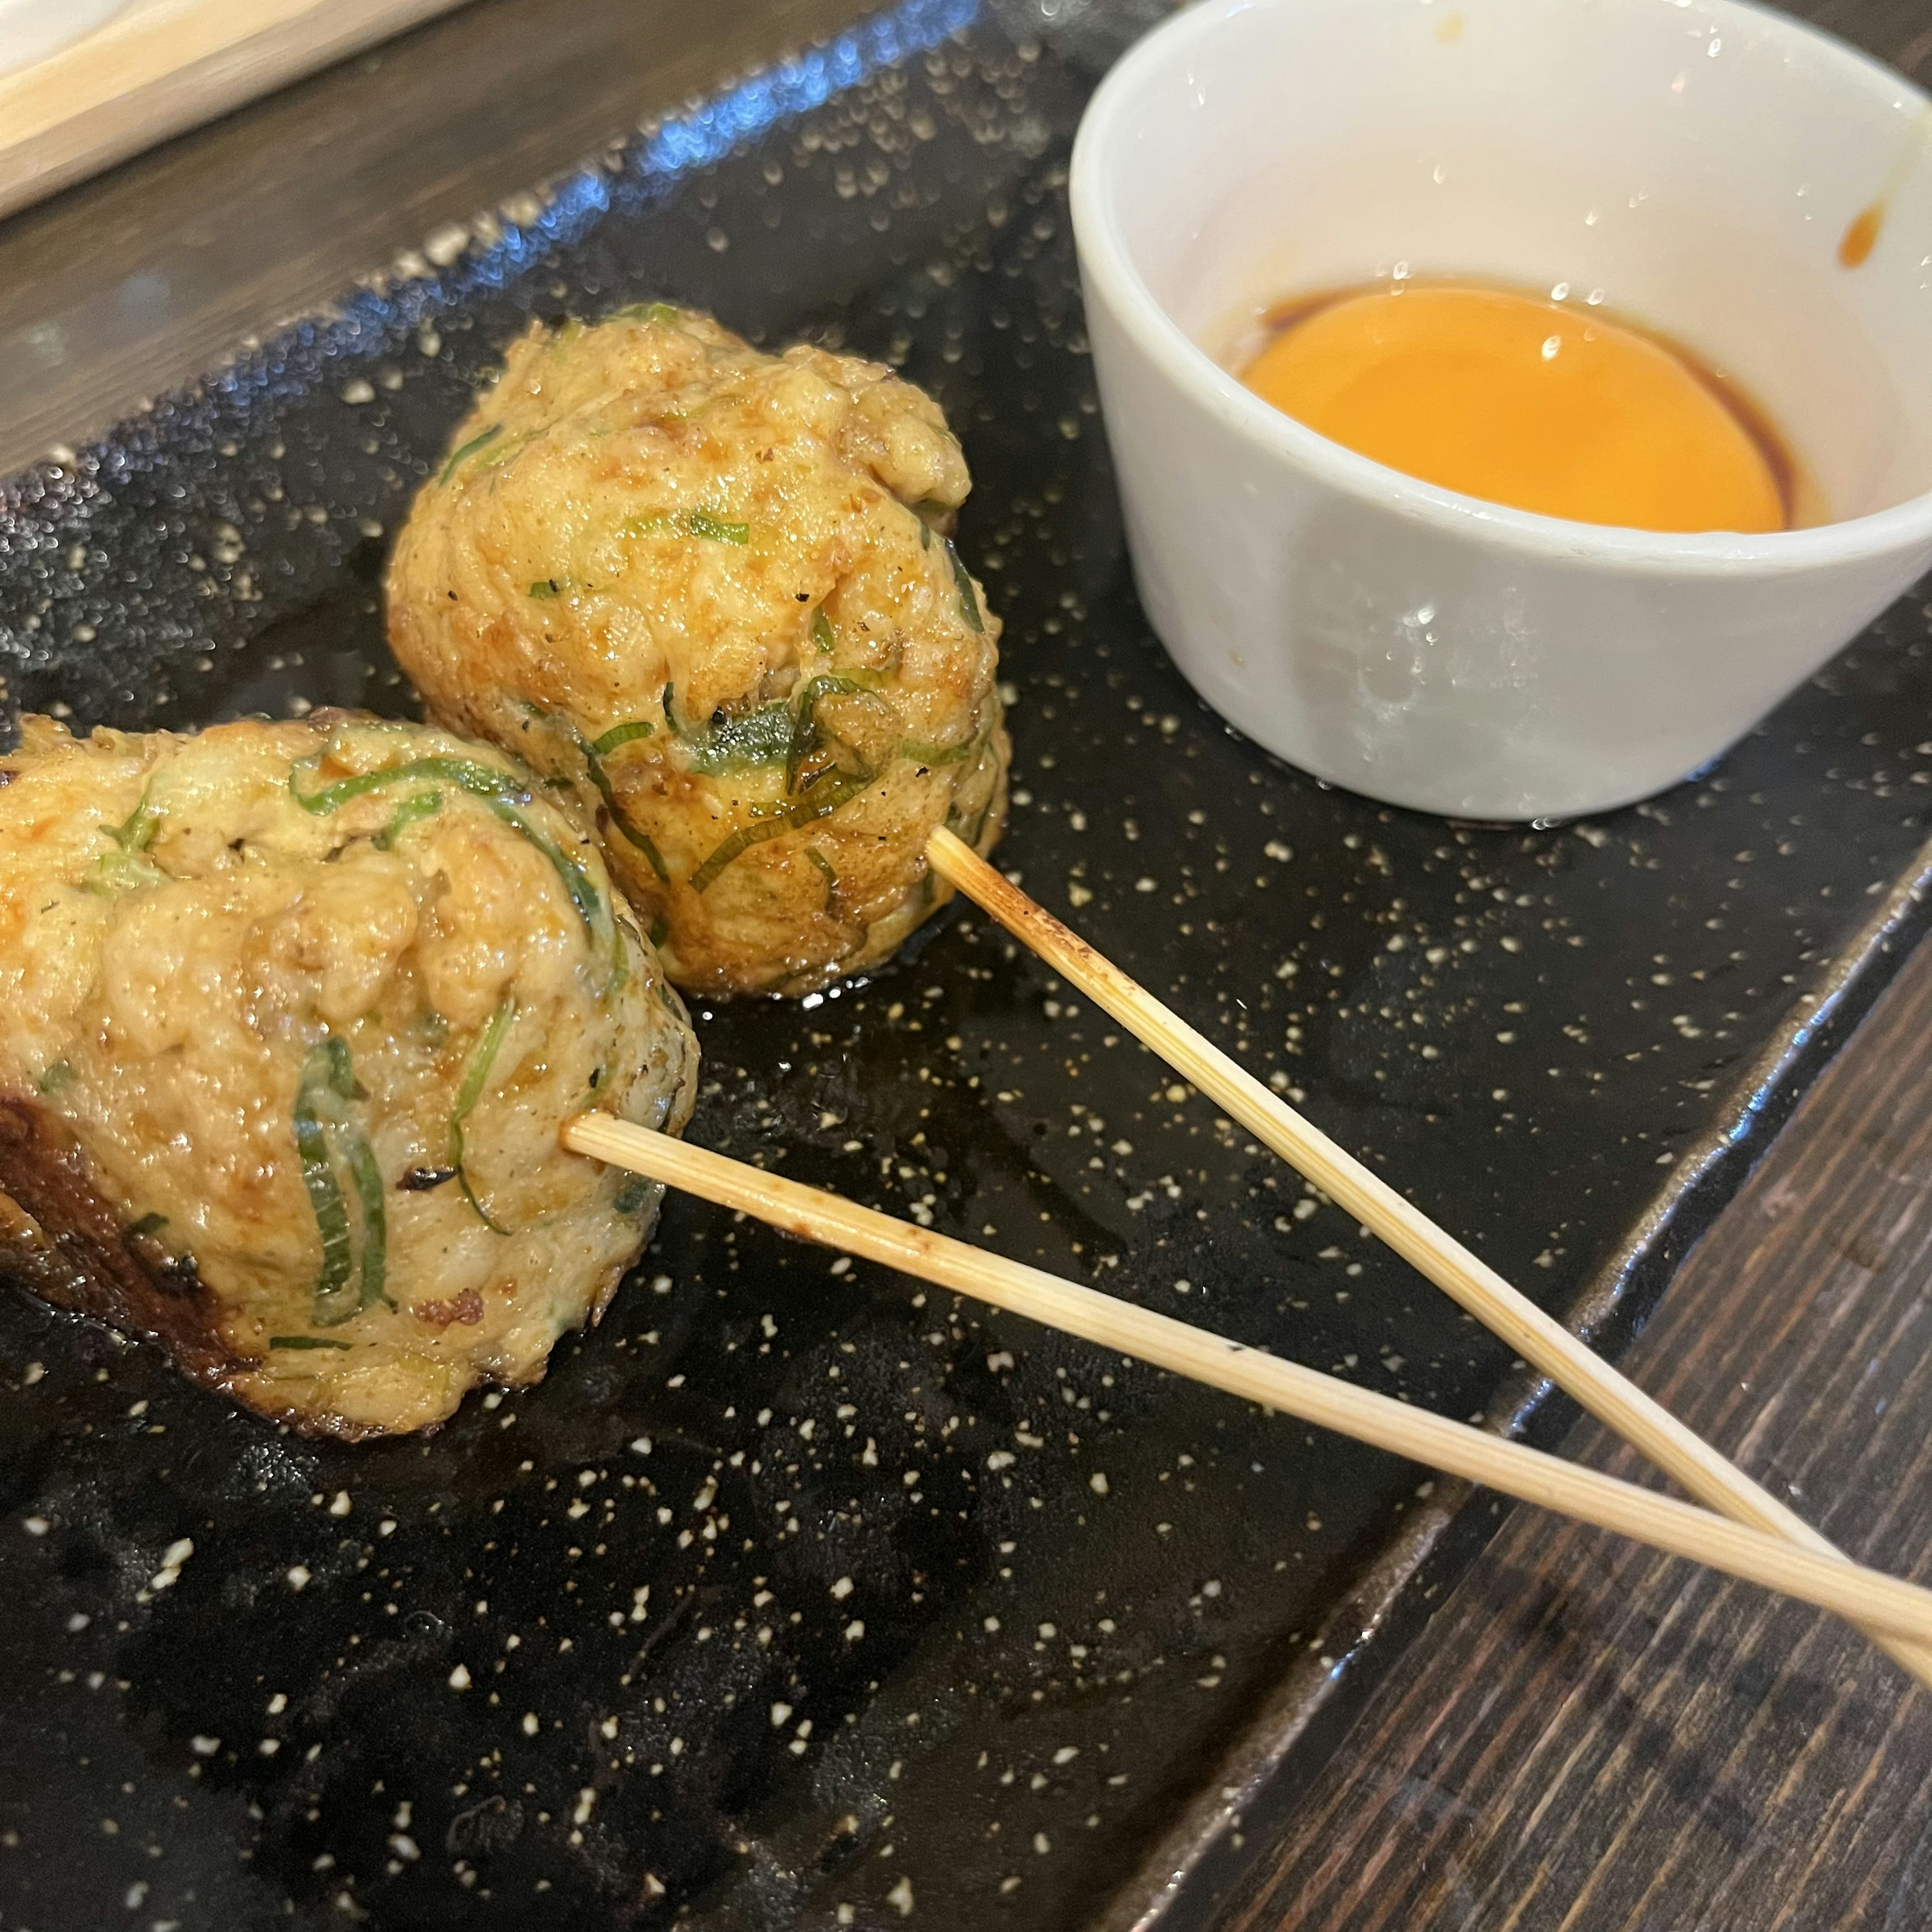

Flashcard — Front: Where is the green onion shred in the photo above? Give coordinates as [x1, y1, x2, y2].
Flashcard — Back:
[686, 510, 750, 546]
[690, 767, 875, 895]
[289, 742, 619, 984]
[450, 997, 517, 1234]
[591, 720, 656, 757]
[523, 706, 669, 884]
[784, 676, 871, 793]
[947, 541, 985, 632]
[295, 1037, 388, 1328]
[438, 422, 504, 485]
[682, 704, 793, 776]
[373, 789, 443, 850]
[89, 781, 166, 893]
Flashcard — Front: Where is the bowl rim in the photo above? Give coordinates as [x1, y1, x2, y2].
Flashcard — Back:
[1068, 0, 1932, 579]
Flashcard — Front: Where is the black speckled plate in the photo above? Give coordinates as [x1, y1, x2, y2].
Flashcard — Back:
[3, 3, 1930, 1928]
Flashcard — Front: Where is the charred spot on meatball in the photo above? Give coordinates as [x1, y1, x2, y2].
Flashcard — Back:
[386, 304, 1010, 999]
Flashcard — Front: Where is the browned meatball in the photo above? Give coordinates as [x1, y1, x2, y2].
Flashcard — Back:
[0, 713, 699, 1438]
[386, 305, 1008, 998]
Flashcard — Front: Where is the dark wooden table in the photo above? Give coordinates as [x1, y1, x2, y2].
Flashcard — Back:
[0, 0, 868, 478]
[1220, 923, 1932, 1931]
[4, 3, 1932, 1929]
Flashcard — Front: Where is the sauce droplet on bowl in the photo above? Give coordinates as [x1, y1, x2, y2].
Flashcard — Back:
[1839, 201, 1883, 268]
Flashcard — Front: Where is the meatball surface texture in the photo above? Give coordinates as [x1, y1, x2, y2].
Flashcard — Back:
[0, 713, 699, 1438]
[386, 306, 1008, 998]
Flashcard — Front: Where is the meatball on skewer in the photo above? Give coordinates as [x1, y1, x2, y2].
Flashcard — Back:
[387, 305, 1009, 999]
[0, 713, 699, 1439]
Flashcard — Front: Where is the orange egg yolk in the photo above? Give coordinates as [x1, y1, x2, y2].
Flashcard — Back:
[1241, 283, 1786, 534]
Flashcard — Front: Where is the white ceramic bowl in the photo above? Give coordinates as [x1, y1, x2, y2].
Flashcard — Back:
[1070, 0, 1932, 820]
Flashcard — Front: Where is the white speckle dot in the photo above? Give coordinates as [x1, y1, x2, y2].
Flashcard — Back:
[522, 1713, 540, 1736]
[286, 1566, 310, 1591]
[887, 1876, 915, 1915]
[1053, 1746, 1079, 1764]
[830, 1575, 854, 1599]
[1033, 1832, 1051, 1855]
[341, 379, 376, 406]
[448, 1665, 472, 1691]
[190, 1736, 219, 1756]
[23, 1516, 48, 1537]
[983, 1616, 1001, 1633]
[423, 223, 468, 266]
[770, 1702, 792, 1728]
[329, 1491, 351, 1518]
[843, 1619, 865, 1641]
[267, 1693, 287, 1715]
[1089, 1472, 1109, 1496]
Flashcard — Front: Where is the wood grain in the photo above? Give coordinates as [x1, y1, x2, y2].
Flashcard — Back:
[1215, 928, 1932, 1932]
[0, 0, 872, 476]
[0, 0, 474, 220]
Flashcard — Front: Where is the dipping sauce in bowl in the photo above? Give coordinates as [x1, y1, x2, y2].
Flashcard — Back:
[1241, 281, 1797, 533]
[1070, 0, 1932, 820]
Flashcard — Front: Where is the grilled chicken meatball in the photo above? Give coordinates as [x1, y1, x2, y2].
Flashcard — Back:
[386, 305, 1008, 999]
[0, 713, 698, 1439]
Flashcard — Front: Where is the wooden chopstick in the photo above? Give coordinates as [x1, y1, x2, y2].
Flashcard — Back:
[925, 825, 1932, 1686]
[561, 1115, 1932, 1647]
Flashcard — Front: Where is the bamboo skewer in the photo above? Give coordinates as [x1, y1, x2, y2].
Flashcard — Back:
[562, 1114, 1932, 1647]
[925, 825, 1932, 1687]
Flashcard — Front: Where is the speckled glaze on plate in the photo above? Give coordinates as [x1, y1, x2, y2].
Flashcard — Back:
[1, 3, 1930, 1929]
